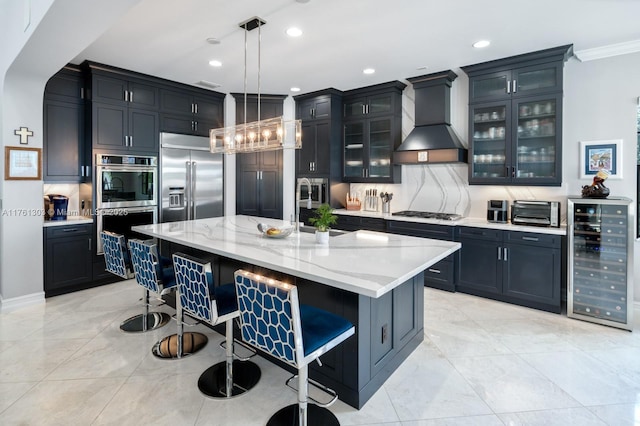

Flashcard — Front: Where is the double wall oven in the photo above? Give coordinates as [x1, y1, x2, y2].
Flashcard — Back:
[96, 154, 158, 254]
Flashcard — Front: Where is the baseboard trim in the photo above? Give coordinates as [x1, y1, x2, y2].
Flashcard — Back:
[0, 292, 45, 313]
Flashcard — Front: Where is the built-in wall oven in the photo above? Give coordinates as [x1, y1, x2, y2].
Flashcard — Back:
[96, 154, 158, 254]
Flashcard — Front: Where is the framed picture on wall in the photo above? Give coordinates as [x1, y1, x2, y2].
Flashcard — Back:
[579, 139, 623, 179]
[4, 146, 42, 180]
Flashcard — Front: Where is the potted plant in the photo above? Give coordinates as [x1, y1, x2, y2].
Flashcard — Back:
[308, 203, 338, 244]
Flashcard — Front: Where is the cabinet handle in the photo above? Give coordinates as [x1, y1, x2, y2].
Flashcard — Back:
[80, 87, 84, 100]
[129, 91, 134, 103]
[88, 238, 92, 251]
[62, 228, 79, 233]
[195, 103, 198, 114]
[506, 80, 511, 94]
[191, 121, 195, 131]
[503, 247, 508, 261]
[124, 135, 128, 146]
[512, 80, 517, 93]
[191, 103, 194, 114]
[310, 108, 314, 117]
[497, 246, 502, 260]
[194, 121, 198, 132]
[511, 167, 515, 178]
[362, 104, 366, 115]
[427, 268, 441, 274]
[129, 136, 133, 147]
[124, 90, 128, 102]
[522, 236, 539, 242]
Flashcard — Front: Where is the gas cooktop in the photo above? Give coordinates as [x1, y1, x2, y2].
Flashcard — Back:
[392, 210, 463, 221]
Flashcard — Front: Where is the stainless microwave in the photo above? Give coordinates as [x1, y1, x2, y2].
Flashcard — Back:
[297, 178, 328, 208]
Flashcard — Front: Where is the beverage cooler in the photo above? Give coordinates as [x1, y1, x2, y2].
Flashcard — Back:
[567, 197, 634, 330]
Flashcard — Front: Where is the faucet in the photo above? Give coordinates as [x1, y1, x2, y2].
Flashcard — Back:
[295, 177, 312, 232]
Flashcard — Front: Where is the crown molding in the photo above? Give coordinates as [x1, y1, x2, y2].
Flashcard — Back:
[574, 39, 640, 62]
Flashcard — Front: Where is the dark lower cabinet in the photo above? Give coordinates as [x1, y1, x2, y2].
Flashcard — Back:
[333, 215, 386, 232]
[44, 225, 93, 297]
[44, 223, 118, 297]
[457, 226, 562, 313]
[386, 220, 457, 292]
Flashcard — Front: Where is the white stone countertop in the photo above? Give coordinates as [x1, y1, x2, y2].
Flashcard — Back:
[43, 217, 93, 227]
[332, 209, 566, 235]
[132, 215, 461, 298]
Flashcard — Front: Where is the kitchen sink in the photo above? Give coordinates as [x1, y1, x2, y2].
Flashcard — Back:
[298, 225, 349, 237]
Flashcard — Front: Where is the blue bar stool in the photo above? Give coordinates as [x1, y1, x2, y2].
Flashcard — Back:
[234, 269, 355, 426]
[173, 253, 261, 397]
[100, 231, 171, 333]
[127, 239, 208, 359]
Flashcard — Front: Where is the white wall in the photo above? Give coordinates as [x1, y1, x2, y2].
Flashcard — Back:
[0, 0, 140, 308]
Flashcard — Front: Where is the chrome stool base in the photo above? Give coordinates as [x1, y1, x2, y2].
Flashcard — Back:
[198, 360, 261, 398]
[267, 404, 340, 426]
[119, 312, 171, 333]
[151, 332, 208, 359]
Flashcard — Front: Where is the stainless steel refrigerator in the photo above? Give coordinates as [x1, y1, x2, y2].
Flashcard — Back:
[160, 132, 223, 223]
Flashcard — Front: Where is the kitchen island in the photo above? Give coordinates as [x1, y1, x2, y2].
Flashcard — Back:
[133, 215, 460, 408]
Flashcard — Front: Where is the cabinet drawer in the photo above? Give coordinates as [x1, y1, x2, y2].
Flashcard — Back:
[360, 217, 386, 232]
[387, 220, 454, 240]
[46, 224, 92, 239]
[506, 231, 560, 248]
[458, 226, 502, 241]
[424, 259, 454, 283]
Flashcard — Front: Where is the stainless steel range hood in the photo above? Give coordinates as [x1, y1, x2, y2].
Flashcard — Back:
[394, 70, 468, 164]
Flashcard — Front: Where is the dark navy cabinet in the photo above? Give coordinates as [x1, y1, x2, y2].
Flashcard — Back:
[457, 226, 562, 313]
[462, 45, 572, 186]
[159, 88, 224, 136]
[234, 94, 285, 219]
[294, 89, 342, 177]
[91, 102, 159, 153]
[44, 224, 93, 297]
[387, 220, 457, 292]
[342, 81, 405, 183]
[43, 66, 90, 182]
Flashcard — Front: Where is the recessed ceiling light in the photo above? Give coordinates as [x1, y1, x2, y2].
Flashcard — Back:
[363, 68, 375, 75]
[209, 60, 222, 67]
[473, 40, 491, 48]
[206, 37, 221, 45]
[286, 27, 302, 37]
[290, 87, 301, 92]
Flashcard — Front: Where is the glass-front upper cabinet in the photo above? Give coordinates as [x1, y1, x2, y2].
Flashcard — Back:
[469, 102, 510, 181]
[513, 93, 562, 183]
[469, 93, 562, 185]
[344, 121, 364, 179]
[367, 118, 392, 178]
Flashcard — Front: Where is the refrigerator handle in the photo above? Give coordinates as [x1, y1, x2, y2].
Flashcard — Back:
[191, 161, 197, 219]
[186, 161, 192, 220]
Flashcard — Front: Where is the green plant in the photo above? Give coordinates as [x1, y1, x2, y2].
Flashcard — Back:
[308, 203, 337, 232]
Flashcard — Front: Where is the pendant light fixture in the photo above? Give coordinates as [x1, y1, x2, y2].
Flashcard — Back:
[210, 16, 302, 154]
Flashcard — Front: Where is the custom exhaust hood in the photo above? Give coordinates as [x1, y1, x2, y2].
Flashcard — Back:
[394, 70, 468, 164]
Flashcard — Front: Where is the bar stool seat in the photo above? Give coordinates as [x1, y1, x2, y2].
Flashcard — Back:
[100, 231, 171, 333]
[173, 253, 261, 397]
[234, 269, 355, 426]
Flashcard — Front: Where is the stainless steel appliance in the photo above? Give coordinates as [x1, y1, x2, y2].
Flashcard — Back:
[296, 177, 327, 208]
[392, 210, 462, 221]
[96, 206, 158, 254]
[511, 200, 560, 227]
[487, 200, 508, 223]
[160, 132, 223, 223]
[96, 153, 159, 254]
[96, 154, 157, 208]
[567, 197, 634, 330]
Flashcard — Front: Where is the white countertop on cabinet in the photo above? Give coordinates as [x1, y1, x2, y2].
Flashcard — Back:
[332, 209, 566, 235]
[132, 215, 461, 298]
[43, 217, 93, 227]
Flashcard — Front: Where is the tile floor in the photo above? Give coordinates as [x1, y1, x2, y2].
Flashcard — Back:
[1, 281, 640, 425]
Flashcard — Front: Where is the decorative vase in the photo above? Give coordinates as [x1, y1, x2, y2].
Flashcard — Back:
[315, 230, 329, 245]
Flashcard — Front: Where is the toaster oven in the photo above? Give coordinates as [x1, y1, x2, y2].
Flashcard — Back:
[511, 200, 561, 227]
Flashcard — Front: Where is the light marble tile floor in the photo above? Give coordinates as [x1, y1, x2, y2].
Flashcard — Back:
[1, 281, 640, 425]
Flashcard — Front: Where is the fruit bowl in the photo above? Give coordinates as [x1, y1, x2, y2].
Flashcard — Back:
[260, 225, 294, 239]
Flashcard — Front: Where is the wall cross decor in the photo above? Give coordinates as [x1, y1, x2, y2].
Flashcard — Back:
[14, 127, 34, 144]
